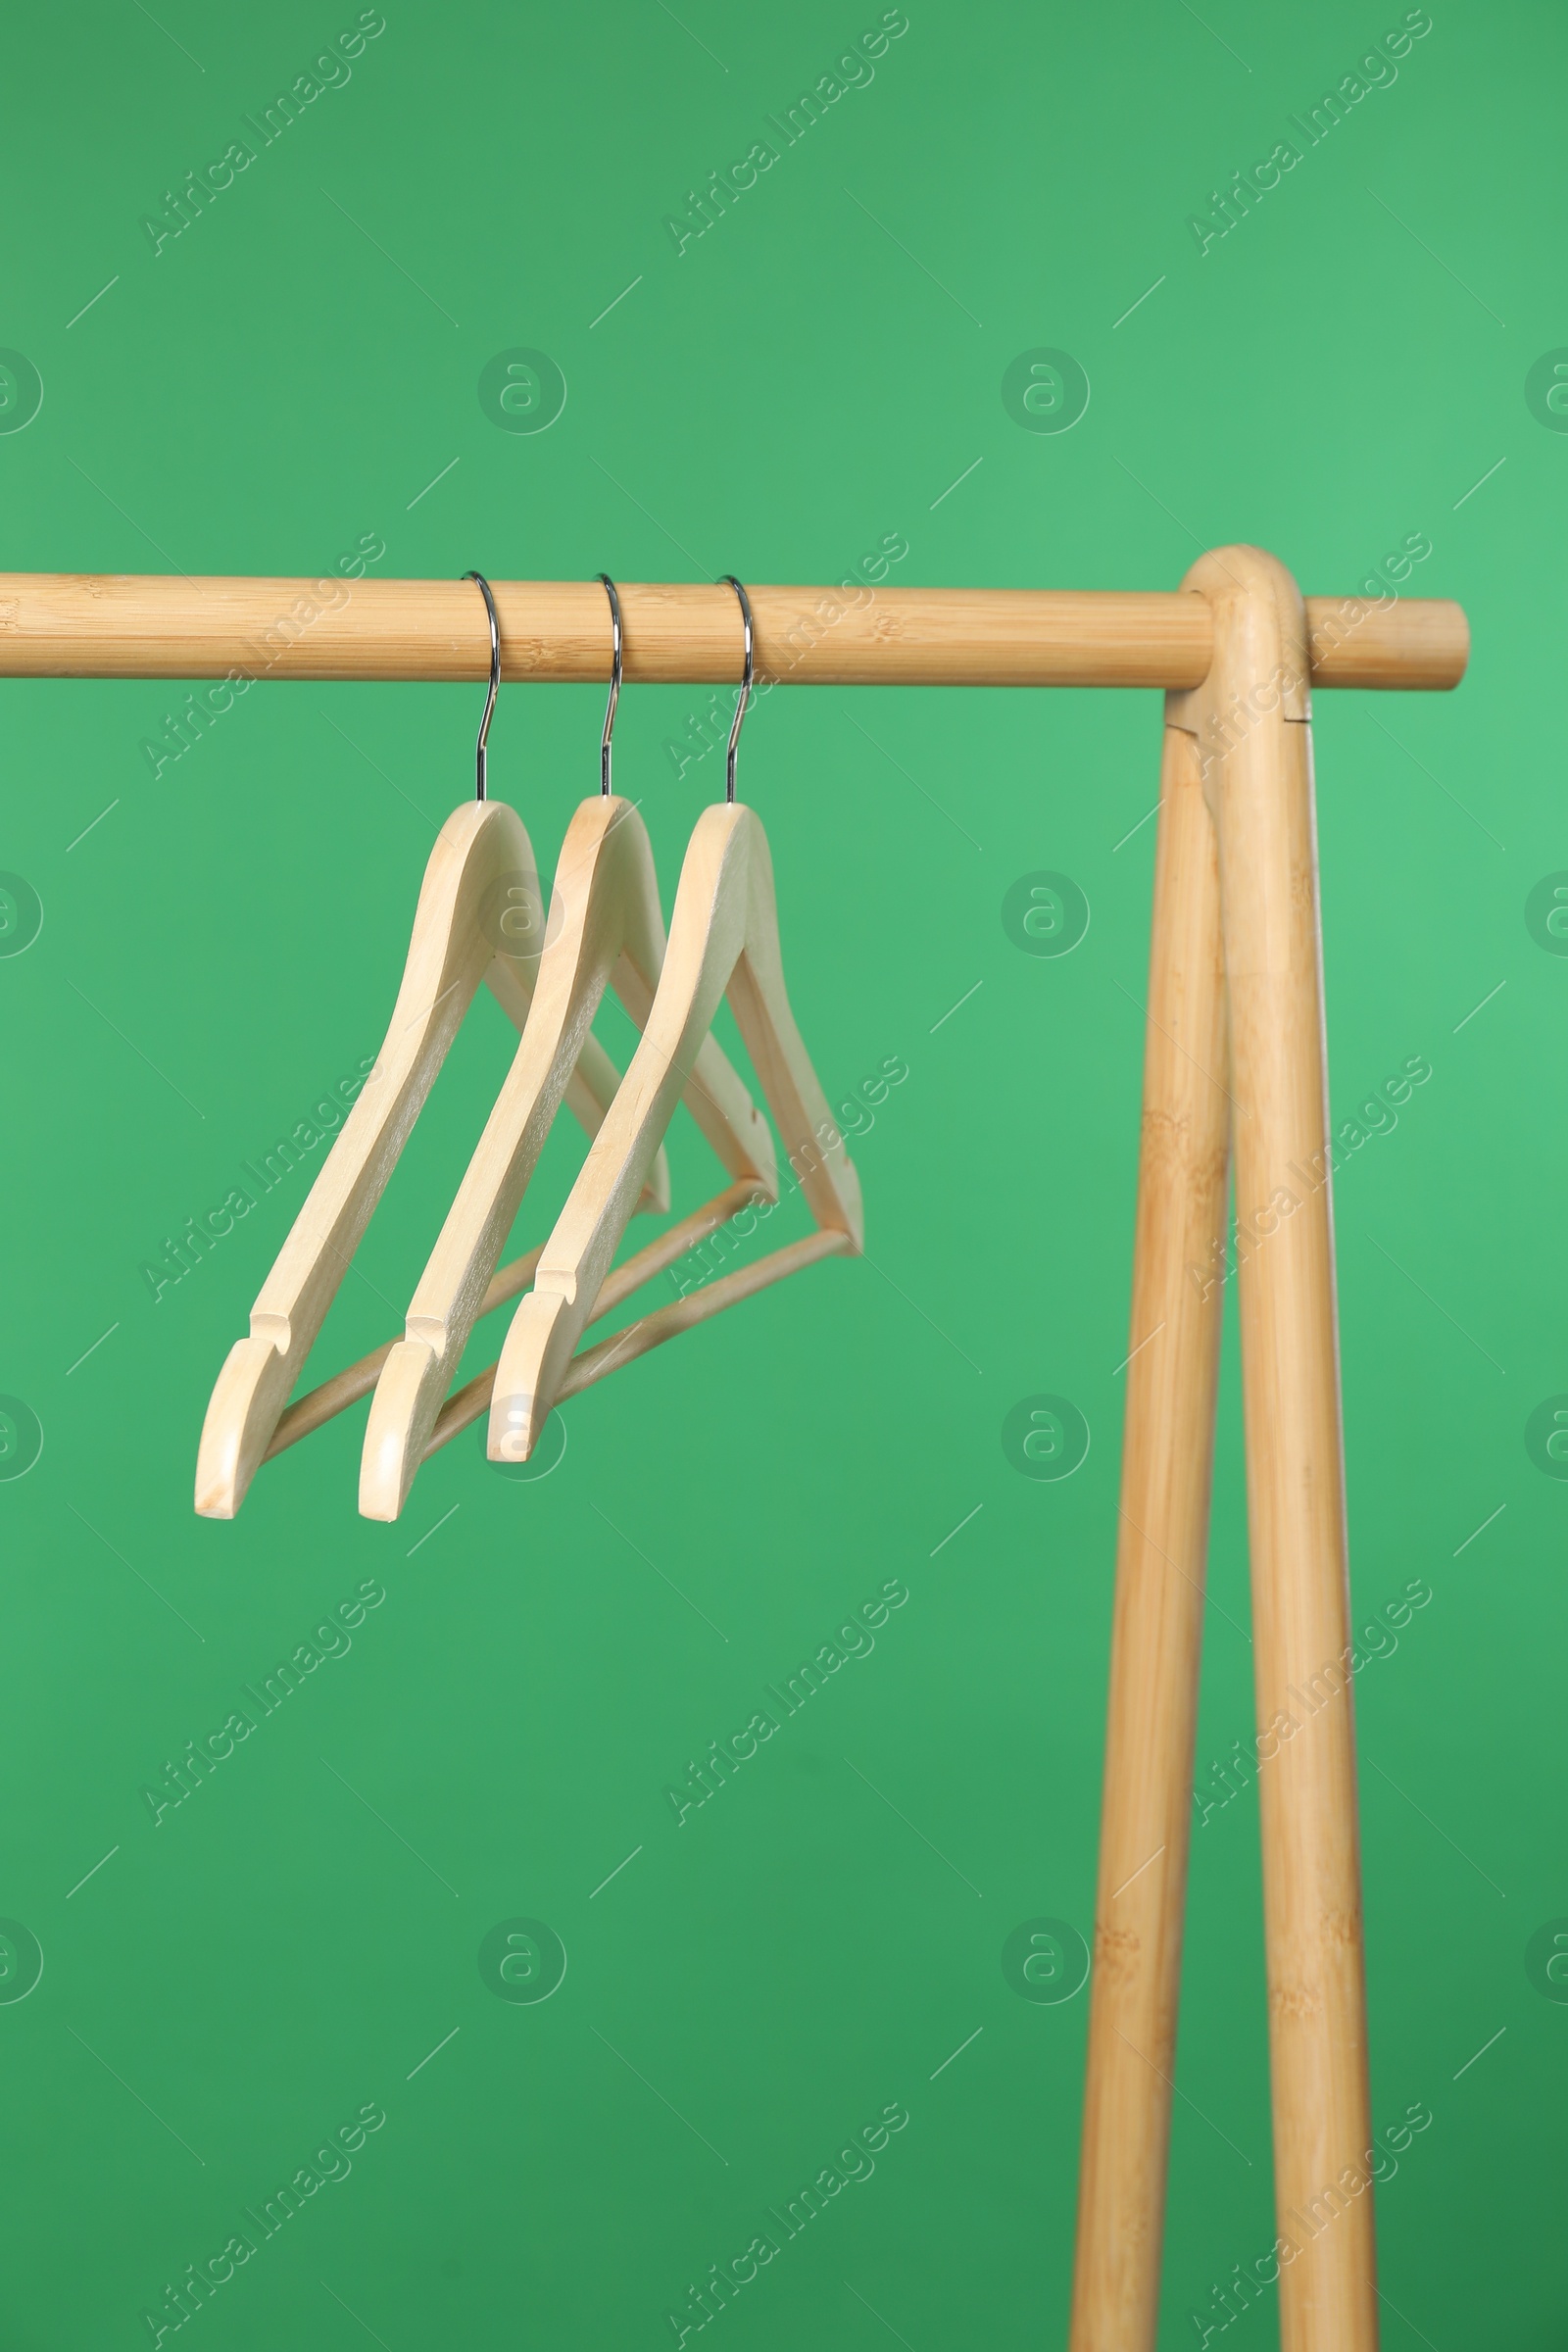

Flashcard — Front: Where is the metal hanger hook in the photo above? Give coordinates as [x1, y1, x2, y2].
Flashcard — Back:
[719, 574, 754, 805]
[598, 573, 622, 798]
[463, 569, 501, 802]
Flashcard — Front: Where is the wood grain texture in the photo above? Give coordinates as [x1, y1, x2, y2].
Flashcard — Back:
[0, 573, 1467, 690]
[359, 797, 774, 1521]
[263, 1238, 550, 1462]
[487, 803, 863, 1462]
[1068, 719, 1231, 2352]
[557, 1230, 851, 1402]
[193, 799, 664, 1519]
[270, 1172, 768, 1468]
[1169, 547, 1378, 2352]
[420, 1177, 764, 1458]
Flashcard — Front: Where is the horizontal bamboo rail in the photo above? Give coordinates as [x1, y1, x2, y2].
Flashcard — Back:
[0, 574, 1468, 691]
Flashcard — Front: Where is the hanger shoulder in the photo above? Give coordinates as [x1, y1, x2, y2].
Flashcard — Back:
[195, 799, 532, 1518]
[538, 799, 756, 1288]
[360, 795, 654, 1517]
[608, 941, 775, 1195]
[727, 809, 863, 1248]
[488, 802, 851, 1463]
[359, 799, 770, 1519]
[486, 943, 668, 1205]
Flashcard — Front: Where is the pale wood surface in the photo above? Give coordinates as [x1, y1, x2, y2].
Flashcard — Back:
[194, 799, 664, 1518]
[1300, 591, 1468, 690]
[421, 1177, 762, 1457]
[263, 1238, 549, 1461]
[1169, 547, 1378, 2352]
[558, 1230, 850, 1403]
[517, 1005, 668, 1208]
[269, 1174, 764, 1467]
[360, 798, 775, 1520]
[0, 573, 1468, 691]
[1068, 719, 1231, 2352]
[487, 804, 863, 1461]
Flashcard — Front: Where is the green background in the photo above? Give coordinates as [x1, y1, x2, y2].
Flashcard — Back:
[1, 0, 1561, 2343]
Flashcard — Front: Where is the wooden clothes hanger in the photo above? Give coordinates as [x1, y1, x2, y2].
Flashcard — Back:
[485, 578, 863, 1466]
[359, 577, 776, 1521]
[194, 574, 669, 1519]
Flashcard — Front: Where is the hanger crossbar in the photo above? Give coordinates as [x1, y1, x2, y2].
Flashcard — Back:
[262, 1177, 764, 1471]
[0, 573, 1466, 691]
[264, 1236, 550, 1462]
[428, 1229, 849, 1459]
[423, 1177, 789, 1458]
[558, 1228, 850, 1406]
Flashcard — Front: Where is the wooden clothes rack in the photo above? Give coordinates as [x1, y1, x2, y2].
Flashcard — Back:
[4, 558, 1469, 2352]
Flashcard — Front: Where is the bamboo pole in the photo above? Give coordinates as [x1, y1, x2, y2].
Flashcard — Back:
[1068, 717, 1231, 2352]
[1170, 546, 1378, 2352]
[0, 573, 1467, 691]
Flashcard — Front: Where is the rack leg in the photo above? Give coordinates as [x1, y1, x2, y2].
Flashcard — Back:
[1172, 547, 1378, 2352]
[1068, 718, 1231, 2352]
